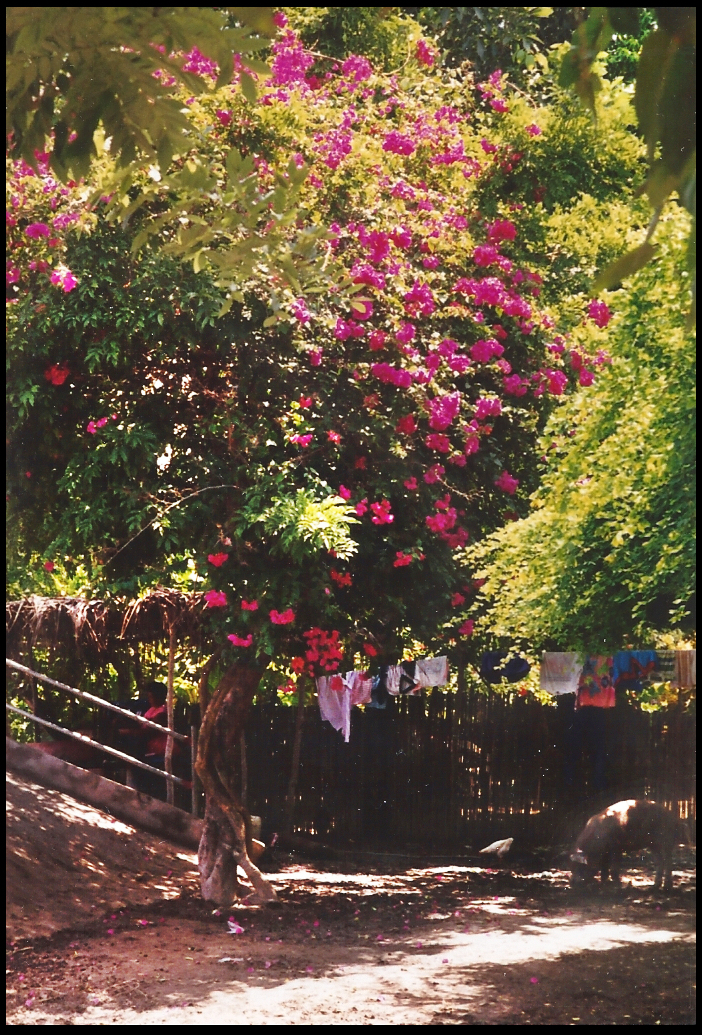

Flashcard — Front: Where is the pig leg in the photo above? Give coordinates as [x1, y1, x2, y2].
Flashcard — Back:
[600, 851, 612, 883]
[652, 847, 673, 891]
[607, 852, 623, 885]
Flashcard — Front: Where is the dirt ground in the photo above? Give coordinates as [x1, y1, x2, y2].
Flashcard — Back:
[6, 773, 696, 1025]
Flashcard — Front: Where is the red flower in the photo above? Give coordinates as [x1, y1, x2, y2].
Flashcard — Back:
[458, 619, 474, 636]
[270, 608, 295, 625]
[228, 633, 253, 647]
[205, 590, 227, 608]
[241, 599, 259, 611]
[330, 570, 353, 587]
[364, 643, 378, 656]
[338, 485, 352, 500]
[43, 560, 55, 572]
[208, 553, 228, 567]
[451, 593, 466, 606]
[393, 552, 412, 567]
[354, 457, 367, 469]
[327, 430, 342, 443]
[44, 364, 70, 385]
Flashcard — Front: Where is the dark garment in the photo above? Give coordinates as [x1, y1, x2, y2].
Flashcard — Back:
[399, 660, 419, 694]
[367, 667, 390, 709]
[479, 651, 531, 684]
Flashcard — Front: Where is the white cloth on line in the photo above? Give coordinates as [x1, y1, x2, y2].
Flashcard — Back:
[316, 675, 351, 742]
[539, 652, 583, 695]
[416, 656, 449, 688]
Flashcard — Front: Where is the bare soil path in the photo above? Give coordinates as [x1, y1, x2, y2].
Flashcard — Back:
[6, 773, 695, 1025]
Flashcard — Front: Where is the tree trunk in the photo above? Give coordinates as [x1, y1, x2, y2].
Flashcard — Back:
[165, 627, 176, 806]
[284, 679, 307, 834]
[195, 661, 276, 905]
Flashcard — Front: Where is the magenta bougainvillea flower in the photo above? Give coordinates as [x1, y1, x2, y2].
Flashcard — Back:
[587, 299, 612, 328]
[458, 619, 474, 636]
[393, 552, 413, 567]
[241, 599, 259, 611]
[228, 633, 253, 647]
[208, 552, 228, 566]
[270, 608, 295, 625]
[495, 471, 519, 495]
[205, 589, 228, 607]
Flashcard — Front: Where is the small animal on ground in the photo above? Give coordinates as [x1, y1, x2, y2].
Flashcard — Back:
[479, 837, 514, 859]
[570, 799, 681, 891]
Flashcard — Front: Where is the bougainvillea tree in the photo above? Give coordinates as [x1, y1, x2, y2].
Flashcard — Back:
[7, 19, 647, 900]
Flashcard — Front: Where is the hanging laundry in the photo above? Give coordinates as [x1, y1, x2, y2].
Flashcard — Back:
[539, 652, 583, 695]
[416, 656, 449, 688]
[576, 655, 615, 708]
[316, 675, 351, 742]
[479, 651, 531, 684]
[650, 650, 676, 684]
[367, 669, 389, 710]
[385, 665, 403, 695]
[399, 660, 421, 695]
[346, 670, 373, 707]
[612, 650, 658, 690]
[672, 650, 696, 689]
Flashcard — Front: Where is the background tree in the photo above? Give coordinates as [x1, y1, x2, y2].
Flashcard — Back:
[468, 209, 695, 652]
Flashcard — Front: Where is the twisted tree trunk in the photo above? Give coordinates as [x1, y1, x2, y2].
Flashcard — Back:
[195, 662, 276, 905]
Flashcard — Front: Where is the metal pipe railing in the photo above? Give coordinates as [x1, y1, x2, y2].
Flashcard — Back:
[5, 703, 187, 785]
[6, 658, 188, 741]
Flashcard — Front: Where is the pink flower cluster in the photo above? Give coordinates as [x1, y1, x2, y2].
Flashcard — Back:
[341, 54, 373, 84]
[270, 30, 315, 88]
[290, 433, 313, 446]
[371, 363, 412, 388]
[495, 471, 519, 494]
[427, 392, 461, 430]
[396, 414, 417, 435]
[241, 599, 258, 611]
[334, 317, 365, 340]
[270, 608, 295, 625]
[416, 39, 436, 67]
[393, 551, 413, 567]
[403, 280, 435, 317]
[383, 131, 416, 156]
[426, 433, 451, 452]
[587, 299, 612, 328]
[370, 500, 394, 525]
[424, 464, 445, 484]
[208, 552, 228, 566]
[86, 414, 118, 435]
[205, 589, 227, 608]
[470, 338, 504, 362]
[474, 396, 502, 420]
[228, 633, 253, 648]
[50, 265, 78, 292]
[303, 627, 343, 671]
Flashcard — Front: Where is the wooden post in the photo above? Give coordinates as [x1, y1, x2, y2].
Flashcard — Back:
[165, 626, 176, 806]
[284, 679, 307, 834]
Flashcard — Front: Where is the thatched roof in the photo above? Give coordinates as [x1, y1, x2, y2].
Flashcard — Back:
[6, 588, 209, 664]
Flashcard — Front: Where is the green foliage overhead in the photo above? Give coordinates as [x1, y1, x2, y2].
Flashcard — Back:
[469, 211, 696, 651]
[559, 7, 695, 314]
[6, 6, 275, 179]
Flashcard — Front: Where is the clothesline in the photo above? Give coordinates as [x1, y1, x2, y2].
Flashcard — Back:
[540, 650, 696, 708]
[317, 657, 449, 742]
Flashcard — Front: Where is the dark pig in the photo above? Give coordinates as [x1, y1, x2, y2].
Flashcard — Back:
[570, 799, 679, 890]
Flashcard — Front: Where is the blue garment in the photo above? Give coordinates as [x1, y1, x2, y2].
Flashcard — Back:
[367, 668, 389, 709]
[612, 651, 657, 689]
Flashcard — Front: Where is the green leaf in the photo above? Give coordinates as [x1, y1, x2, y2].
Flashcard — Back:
[634, 30, 675, 151]
[240, 71, 258, 104]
